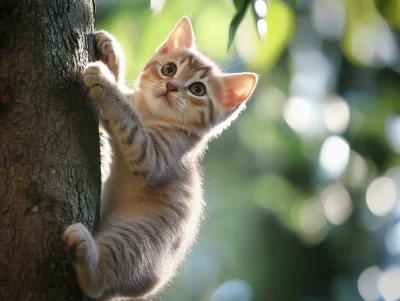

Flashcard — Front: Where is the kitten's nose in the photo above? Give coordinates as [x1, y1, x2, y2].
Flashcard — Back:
[166, 82, 178, 93]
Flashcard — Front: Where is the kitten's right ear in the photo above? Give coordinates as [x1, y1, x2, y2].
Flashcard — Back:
[158, 17, 195, 53]
[221, 73, 258, 110]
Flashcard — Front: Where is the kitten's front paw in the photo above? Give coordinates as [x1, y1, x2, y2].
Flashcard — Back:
[83, 62, 115, 101]
[96, 31, 123, 80]
[63, 223, 98, 266]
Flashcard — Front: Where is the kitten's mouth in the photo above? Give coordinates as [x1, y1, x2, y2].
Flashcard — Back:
[157, 93, 172, 106]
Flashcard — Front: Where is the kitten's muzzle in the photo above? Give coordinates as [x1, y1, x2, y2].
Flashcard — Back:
[166, 82, 178, 93]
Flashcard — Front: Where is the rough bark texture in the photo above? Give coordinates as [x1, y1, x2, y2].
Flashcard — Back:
[0, 1, 100, 300]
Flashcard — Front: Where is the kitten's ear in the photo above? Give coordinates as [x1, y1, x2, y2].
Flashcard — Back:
[159, 17, 195, 52]
[222, 73, 258, 110]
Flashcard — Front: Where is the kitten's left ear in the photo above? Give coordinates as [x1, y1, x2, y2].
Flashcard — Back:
[222, 73, 258, 110]
[160, 17, 195, 52]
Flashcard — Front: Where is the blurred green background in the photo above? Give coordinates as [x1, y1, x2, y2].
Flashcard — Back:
[96, 0, 400, 300]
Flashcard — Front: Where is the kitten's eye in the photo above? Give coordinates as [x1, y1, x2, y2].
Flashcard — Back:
[189, 82, 206, 96]
[161, 63, 177, 77]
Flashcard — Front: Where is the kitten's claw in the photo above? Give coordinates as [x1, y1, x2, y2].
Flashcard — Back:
[95, 31, 123, 80]
[63, 223, 97, 265]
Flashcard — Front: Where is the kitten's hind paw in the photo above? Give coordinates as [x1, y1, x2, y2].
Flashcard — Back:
[63, 223, 98, 266]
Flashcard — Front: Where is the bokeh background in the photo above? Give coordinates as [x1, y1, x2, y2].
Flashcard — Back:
[96, 0, 400, 300]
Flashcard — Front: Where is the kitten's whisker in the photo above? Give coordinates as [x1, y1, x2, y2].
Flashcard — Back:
[177, 97, 186, 109]
[143, 83, 162, 90]
[187, 105, 202, 136]
[139, 75, 161, 86]
[185, 112, 191, 136]
[171, 105, 180, 125]
[176, 105, 187, 127]
[141, 77, 160, 85]
[175, 100, 192, 136]
[171, 109, 177, 124]
[140, 79, 164, 92]
[145, 84, 163, 92]
[124, 58, 143, 72]
[185, 106, 198, 136]
[223, 59, 248, 71]
[141, 76, 162, 87]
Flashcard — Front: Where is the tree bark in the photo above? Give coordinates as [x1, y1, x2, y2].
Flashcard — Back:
[0, 1, 100, 300]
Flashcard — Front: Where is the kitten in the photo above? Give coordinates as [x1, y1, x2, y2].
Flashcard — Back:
[63, 17, 257, 300]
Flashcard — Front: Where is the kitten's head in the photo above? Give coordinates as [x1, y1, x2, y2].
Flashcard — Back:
[137, 17, 258, 137]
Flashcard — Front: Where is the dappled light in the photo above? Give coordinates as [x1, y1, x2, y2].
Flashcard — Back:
[357, 266, 381, 301]
[254, 0, 268, 38]
[385, 221, 400, 255]
[312, 0, 346, 40]
[254, 0, 267, 17]
[366, 177, 396, 217]
[298, 198, 326, 242]
[283, 96, 313, 135]
[150, 0, 166, 15]
[210, 279, 253, 301]
[323, 96, 350, 134]
[347, 17, 398, 68]
[319, 136, 350, 179]
[377, 265, 400, 301]
[345, 151, 369, 188]
[321, 184, 353, 225]
[385, 114, 400, 153]
[256, 19, 267, 37]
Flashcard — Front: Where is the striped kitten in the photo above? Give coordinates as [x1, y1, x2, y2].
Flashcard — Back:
[63, 17, 257, 300]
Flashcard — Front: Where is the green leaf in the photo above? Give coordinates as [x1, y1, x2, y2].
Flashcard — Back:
[374, 0, 400, 29]
[194, 0, 236, 61]
[342, 0, 399, 66]
[228, 0, 251, 50]
[290, 0, 297, 7]
[233, 0, 247, 9]
[235, 0, 295, 71]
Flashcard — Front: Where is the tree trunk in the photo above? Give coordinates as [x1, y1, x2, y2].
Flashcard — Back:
[0, 1, 100, 300]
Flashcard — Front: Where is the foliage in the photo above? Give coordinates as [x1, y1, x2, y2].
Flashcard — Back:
[228, 0, 250, 50]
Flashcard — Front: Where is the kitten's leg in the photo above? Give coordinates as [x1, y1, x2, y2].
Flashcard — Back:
[95, 31, 125, 86]
[63, 223, 103, 297]
[95, 31, 127, 135]
[93, 219, 166, 299]
[64, 219, 169, 299]
[82, 62, 170, 184]
[83, 62, 195, 185]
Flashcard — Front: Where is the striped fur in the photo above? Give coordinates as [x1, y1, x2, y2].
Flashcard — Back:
[63, 17, 257, 300]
